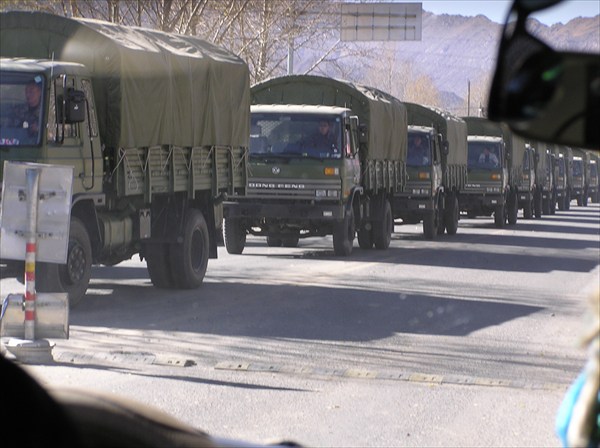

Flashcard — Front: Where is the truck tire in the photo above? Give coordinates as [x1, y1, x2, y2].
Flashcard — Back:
[423, 212, 437, 240]
[582, 193, 588, 207]
[542, 197, 549, 215]
[36, 217, 92, 308]
[524, 197, 533, 218]
[282, 235, 300, 247]
[169, 209, 209, 289]
[534, 189, 542, 218]
[508, 193, 518, 225]
[444, 194, 459, 235]
[266, 236, 282, 247]
[333, 207, 355, 257]
[145, 242, 176, 289]
[565, 190, 571, 210]
[550, 194, 556, 214]
[577, 195, 582, 206]
[494, 203, 505, 228]
[224, 217, 246, 254]
[557, 196, 565, 211]
[373, 200, 392, 250]
[357, 225, 373, 250]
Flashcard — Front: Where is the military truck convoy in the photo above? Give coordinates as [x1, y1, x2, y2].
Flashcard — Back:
[0, 12, 250, 305]
[222, 75, 407, 256]
[1, 12, 595, 306]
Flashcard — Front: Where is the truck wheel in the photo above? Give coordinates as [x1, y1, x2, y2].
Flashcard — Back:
[557, 196, 565, 211]
[36, 218, 92, 308]
[357, 225, 373, 250]
[565, 191, 571, 210]
[170, 209, 209, 289]
[145, 242, 176, 289]
[582, 193, 588, 207]
[550, 195, 556, 214]
[508, 193, 518, 225]
[541, 198, 548, 215]
[534, 190, 542, 218]
[224, 217, 246, 254]
[282, 235, 300, 247]
[373, 200, 392, 250]
[577, 195, 582, 206]
[524, 197, 533, 218]
[423, 212, 437, 240]
[266, 236, 282, 247]
[333, 207, 355, 256]
[444, 194, 459, 235]
[494, 203, 505, 228]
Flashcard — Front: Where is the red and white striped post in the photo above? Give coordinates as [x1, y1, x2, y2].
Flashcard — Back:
[24, 168, 40, 341]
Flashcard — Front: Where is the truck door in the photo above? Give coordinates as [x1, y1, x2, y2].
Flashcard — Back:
[45, 74, 100, 195]
[344, 119, 360, 192]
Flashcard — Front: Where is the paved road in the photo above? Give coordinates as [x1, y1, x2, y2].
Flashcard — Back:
[2, 204, 599, 446]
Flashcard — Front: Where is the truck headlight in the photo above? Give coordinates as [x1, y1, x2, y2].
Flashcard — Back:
[327, 190, 339, 198]
[316, 190, 327, 198]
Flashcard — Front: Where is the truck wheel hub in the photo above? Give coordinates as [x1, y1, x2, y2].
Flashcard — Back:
[66, 244, 86, 283]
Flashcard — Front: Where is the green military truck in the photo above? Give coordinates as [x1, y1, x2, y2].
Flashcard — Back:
[553, 146, 570, 211]
[571, 148, 588, 206]
[531, 141, 557, 215]
[394, 103, 467, 239]
[559, 146, 574, 210]
[0, 12, 250, 306]
[517, 143, 537, 218]
[460, 117, 524, 227]
[585, 151, 599, 203]
[223, 75, 407, 256]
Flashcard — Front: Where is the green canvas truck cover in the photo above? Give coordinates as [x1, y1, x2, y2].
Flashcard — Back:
[405, 103, 467, 165]
[0, 11, 250, 149]
[250, 75, 407, 162]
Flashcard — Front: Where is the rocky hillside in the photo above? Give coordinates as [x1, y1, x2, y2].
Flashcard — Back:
[393, 11, 599, 101]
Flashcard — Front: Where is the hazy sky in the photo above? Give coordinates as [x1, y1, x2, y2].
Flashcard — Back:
[416, 1, 600, 25]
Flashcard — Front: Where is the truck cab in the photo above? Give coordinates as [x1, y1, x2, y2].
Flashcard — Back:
[396, 126, 443, 238]
[0, 60, 103, 196]
[224, 104, 361, 254]
[463, 135, 509, 226]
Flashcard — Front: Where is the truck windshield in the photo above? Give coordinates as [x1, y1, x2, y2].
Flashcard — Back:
[557, 158, 565, 176]
[0, 72, 44, 147]
[467, 142, 502, 170]
[250, 113, 342, 159]
[406, 132, 431, 167]
[572, 160, 583, 176]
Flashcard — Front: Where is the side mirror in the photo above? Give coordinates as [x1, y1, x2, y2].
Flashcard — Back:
[58, 88, 86, 124]
[358, 124, 368, 145]
[488, 0, 600, 149]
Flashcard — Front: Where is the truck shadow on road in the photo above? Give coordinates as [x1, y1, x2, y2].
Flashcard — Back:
[72, 280, 542, 342]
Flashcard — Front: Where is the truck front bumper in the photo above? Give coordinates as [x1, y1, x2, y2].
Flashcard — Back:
[223, 199, 344, 221]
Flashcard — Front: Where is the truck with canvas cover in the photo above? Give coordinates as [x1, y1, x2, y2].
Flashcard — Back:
[570, 148, 588, 206]
[553, 146, 570, 211]
[222, 75, 407, 256]
[517, 143, 537, 218]
[394, 103, 467, 239]
[460, 117, 520, 227]
[558, 146, 574, 210]
[0, 11, 250, 306]
[530, 141, 557, 215]
[585, 150, 599, 203]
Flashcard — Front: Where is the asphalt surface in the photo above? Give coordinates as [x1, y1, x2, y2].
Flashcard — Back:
[2, 203, 599, 446]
